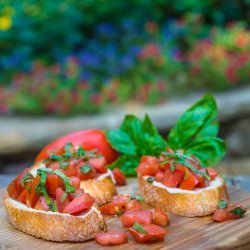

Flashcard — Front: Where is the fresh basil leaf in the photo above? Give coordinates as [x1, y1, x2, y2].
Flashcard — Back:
[230, 207, 246, 217]
[218, 200, 228, 209]
[142, 114, 158, 136]
[186, 137, 226, 166]
[131, 194, 144, 203]
[59, 161, 69, 170]
[133, 222, 148, 234]
[80, 164, 92, 174]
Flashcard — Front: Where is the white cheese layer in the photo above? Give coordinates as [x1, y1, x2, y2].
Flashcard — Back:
[143, 176, 223, 194]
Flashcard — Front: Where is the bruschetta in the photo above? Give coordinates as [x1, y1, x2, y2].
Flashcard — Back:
[4, 166, 107, 241]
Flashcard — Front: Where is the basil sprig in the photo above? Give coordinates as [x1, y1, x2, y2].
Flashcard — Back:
[133, 222, 148, 234]
[230, 207, 247, 217]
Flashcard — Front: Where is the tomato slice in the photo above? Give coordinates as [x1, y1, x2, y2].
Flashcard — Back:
[207, 168, 218, 180]
[95, 232, 128, 246]
[111, 194, 130, 208]
[56, 187, 70, 213]
[155, 170, 164, 182]
[69, 176, 81, 189]
[46, 174, 63, 196]
[154, 208, 169, 226]
[7, 176, 20, 199]
[125, 200, 142, 212]
[120, 210, 153, 227]
[136, 156, 159, 176]
[68, 188, 85, 201]
[17, 189, 27, 204]
[128, 224, 167, 243]
[112, 168, 126, 185]
[25, 176, 41, 208]
[89, 157, 107, 174]
[163, 168, 184, 188]
[34, 196, 49, 211]
[99, 203, 123, 215]
[63, 193, 95, 214]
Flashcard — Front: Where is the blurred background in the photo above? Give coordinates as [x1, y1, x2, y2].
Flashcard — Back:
[0, 0, 249, 188]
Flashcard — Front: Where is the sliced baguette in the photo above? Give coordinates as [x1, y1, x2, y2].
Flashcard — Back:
[4, 196, 107, 242]
[138, 174, 228, 217]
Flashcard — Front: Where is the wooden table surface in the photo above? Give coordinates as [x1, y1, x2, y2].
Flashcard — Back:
[1, 179, 250, 250]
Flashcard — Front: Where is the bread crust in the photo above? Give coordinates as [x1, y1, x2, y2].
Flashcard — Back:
[4, 196, 107, 242]
[80, 175, 117, 205]
[138, 174, 228, 217]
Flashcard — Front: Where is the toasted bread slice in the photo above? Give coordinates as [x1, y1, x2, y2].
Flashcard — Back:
[4, 196, 107, 242]
[138, 174, 228, 217]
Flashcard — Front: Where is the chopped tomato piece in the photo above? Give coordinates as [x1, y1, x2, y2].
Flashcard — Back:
[112, 168, 126, 185]
[89, 157, 107, 174]
[100, 203, 123, 215]
[111, 194, 130, 208]
[7, 176, 20, 199]
[125, 200, 141, 212]
[46, 174, 63, 196]
[17, 189, 27, 204]
[207, 168, 218, 180]
[56, 187, 70, 213]
[62, 160, 77, 177]
[120, 210, 153, 227]
[136, 156, 159, 176]
[70, 176, 81, 189]
[155, 170, 164, 182]
[128, 224, 167, 243]
[163, 168, 184, 188]
[68, 188, 85, 201]
[47, 161, 60, 171]
[154, 208, 169, 226]
[25, 176, 41, 208]
[16, 168, 30, 191]
[76, 162, 96, 181]
[187, 155, 201, 169]
[63, 193, 95, 214]
[95, 232, 128, 246]
[34, 196, 49, 211]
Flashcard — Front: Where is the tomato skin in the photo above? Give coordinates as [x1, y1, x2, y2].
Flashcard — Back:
[25, 176, 41, 208]
[34, 196, 49, 211]
[7, 176, 20, 199]
[46, 174, 63, 196]
[163, 168, 184, 188]
[35, 129, 118, 164]
[154, 208, 169, 226]
[17, 189, 27, 204]
[128, 224, 167, 243]
[70, 176, 81, 189]
[120, 210, 153, 227]
[125, 200, 142, 212]
[95, 232, 128, 246]
[111, 194, 130, 208]
[63, 193, 95, 214]
[112, 168, 126, 186]
[136, 156, 159, 176]
[99, 203, 123, 215]
[89, 157, 107, 174]
[56, 187, 70, 213]
[207, 168, 218, 180]
[155, 170, 164, 182]
[76, 162, 96, 181]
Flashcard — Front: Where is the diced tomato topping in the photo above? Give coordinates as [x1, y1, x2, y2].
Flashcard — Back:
[128, 224, 167, 243]
[17, 189, 27, 204]
[70, 176, 81, 189]
[187, 155, 201, 169]
[89, 157, 107, 174]
[16, 168, 30, 191]
[47, 161, 60, 171]
[25, 176, 41, 208]
[68, 188, 85, 201]
[112, 168, 126, 185]
[76, 162, 96, 181]
[63, 193, 95, 214]
[207, 168, 218, 180]
[136, 156, 159, 176]
[125, 200, 142, 212]
[121, 210, 153, 227]
[46, 174, 63, 196]
[111, 194, 130, 208]
[154, 208, 169, 227]
[34, 196, 49, 211]
[62, 160, 77, 177]
[56, 187, 70, 213]
[155, 170, 164, 182]
[7, 176, 20, 199]
[163, 168, 184, 188]
[95, 232, 128, 246]
[100, 203, 123, 215]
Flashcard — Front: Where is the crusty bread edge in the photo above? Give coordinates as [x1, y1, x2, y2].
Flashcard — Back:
[138, 174, 228, 217]
[4, 196, 107, 242]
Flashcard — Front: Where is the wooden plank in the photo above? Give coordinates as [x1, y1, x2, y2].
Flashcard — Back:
[1, 179, 250, 250]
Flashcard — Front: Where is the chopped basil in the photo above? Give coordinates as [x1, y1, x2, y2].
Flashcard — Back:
[64, 142, 73, 158]
[59, 161, 69, 170]
[21, 172, 33, 188]
[80, 164, 92, 174]
[75, 146, 85, 158]
[131, 194, 144, 203]
[133, 222, 148, 234]
[53, 170, 76, 194]
[49, 154, 63, 161]
[230, 207, 246, 217]
[147, 176, 155, 183]
[170, 161, 176, 172]
[218, 200, 228, 209]
[60, 192, 68, 203]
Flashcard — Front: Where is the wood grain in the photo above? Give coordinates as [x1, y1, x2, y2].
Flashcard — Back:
[1, 179, 250, 250]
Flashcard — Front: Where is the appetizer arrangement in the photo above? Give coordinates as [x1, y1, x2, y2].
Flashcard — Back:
[4, 94, 247, 245]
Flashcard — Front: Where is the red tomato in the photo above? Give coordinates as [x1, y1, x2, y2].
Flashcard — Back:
[56, 187, 70, 213]
[48, 161, 60, 171]
[76, 162, 96, 181]
[89, 157, 107, 174]
[120, 210, 153, 227]
[68, 189, 85, 201]
[99, 203, 123, 215]
[111, 194, 130, 208]
[70, 176, 81, 189]
[163, 168, 184, 188]
[17, 189, 27, 204]
[16, 168, 30, 191]
[63, 193, 95, 214]
[95, 232, 128, 246]
[34, 196, 49, 211]
[35, 129, 118, 164]
[46, 174, 63, 196]
[154, 208, 169, 226]
[125, 200, 142, 212]
[155, 170, 164, 182]
[7, 176, 20, 199]
[207, 168, 218, 180]
[62, 160, 77, 177]
[128, 224, 167, 243]
[112, 168, 126, 185]
[25, 176, 41, 208]
[136, 156, 159, 176]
